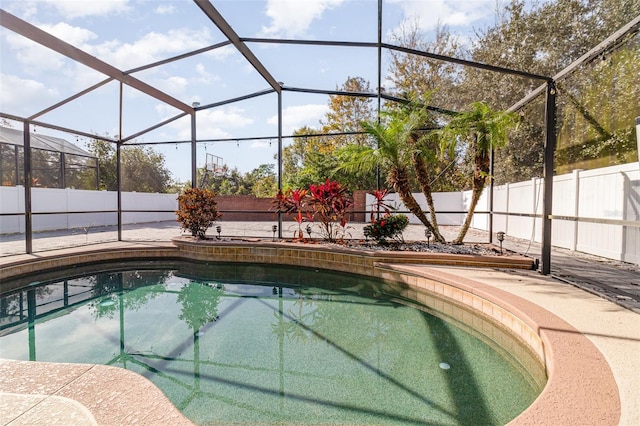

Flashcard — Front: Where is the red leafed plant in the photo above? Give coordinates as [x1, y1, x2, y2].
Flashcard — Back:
[273, 188, 310, 240]
[307, 179, 353, 242]
[176, 188, 221, 239]
[369, 188, 395, 222]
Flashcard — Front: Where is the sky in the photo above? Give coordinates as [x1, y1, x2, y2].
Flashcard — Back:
[0, 0, 511, 183]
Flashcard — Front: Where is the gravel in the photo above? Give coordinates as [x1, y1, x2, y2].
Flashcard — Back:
[336, 240, 503, 256]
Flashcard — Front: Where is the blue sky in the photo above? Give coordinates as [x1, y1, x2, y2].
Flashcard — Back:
[0, 0, 509, 183]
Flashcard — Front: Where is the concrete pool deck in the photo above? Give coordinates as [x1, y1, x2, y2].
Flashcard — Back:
[1, 227, 639, 425]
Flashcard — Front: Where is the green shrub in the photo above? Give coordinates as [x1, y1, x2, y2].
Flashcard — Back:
[363, 213, 409, 244]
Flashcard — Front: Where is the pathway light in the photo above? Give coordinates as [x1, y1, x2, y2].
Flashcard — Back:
[425, 229, 432, 247]
[497, 231, 505, 254]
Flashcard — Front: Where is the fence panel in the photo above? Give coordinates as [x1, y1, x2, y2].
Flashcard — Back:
[1, 162, 638, 264]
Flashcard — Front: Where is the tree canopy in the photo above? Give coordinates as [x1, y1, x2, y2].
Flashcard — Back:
[282, 77, 378, 192]
[87, 139, 174, 193]
[283, 0, 638, 191]
[195, 163, 277, 197]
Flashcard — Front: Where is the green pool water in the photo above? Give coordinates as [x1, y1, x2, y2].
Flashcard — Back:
[0, 261, 542, 425]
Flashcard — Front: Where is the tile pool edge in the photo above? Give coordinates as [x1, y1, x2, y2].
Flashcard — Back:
[0, 241, 620, 425]
[375, 264, 620, 426]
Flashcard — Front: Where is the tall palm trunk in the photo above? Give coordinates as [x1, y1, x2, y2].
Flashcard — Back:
[453, 137, 490, 244]
[389, 166, 445, 243]
[411, 151, 445, 243]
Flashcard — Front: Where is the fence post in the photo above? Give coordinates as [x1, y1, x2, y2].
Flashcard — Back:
[572, 169, 582, 251]
[532, 177, 539, 241]
[504, 182, 510, 236]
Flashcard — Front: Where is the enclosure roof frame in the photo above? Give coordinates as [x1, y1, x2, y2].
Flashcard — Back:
[0, 0, 637, 276]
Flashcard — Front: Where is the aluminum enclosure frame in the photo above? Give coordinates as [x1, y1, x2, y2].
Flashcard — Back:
[1, 1, 638, 274]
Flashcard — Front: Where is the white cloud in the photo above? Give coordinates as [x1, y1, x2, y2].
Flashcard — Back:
[3, 22, 97, 74]
[89, 28, 215, 70]
[204, 45, 237, 62]
[42, 21, 98, 45]
[250, 140, 272, 149]
[202, 107, 254, 128]
[0, 73, 59, 115]
[386, 0, 496, 32]
[5, 1, 39, 21]
[4, 33, 66, 73]
[166, 107, 255, 140]
[268, 104, 328, 135]
[195, 63, 221, 84]
[154, 75, 189, 96]
[260, 0, 345, 37]
[47, 0, 131, 19]
[155, 4, 176, 15]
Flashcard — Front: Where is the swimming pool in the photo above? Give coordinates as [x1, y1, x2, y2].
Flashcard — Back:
[0, 260, 543, 425]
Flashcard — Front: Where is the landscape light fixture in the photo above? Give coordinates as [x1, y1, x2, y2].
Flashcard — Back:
[272, 225, 278, 241]
[216, 225, 222, 240]
[424, 229, 432, 247]
[497, 231, 506, 254]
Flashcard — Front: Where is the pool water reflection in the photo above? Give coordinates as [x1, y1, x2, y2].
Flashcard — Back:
[0, 261, 542, 425]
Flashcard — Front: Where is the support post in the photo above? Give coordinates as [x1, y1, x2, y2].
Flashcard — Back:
[60, 152, 65, 189]
[191, 112, 197, 188]
[375, 0, 383, 191]
[117, 82, 123, 241]
[277, 90, 283, 238]
[489, 148, 494, 243]
[23, 121, 33, 253]
[541, 82, 557, 275]
[116, 143, 122, 241]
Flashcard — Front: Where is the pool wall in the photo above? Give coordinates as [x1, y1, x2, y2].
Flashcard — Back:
[0, 239, 620, 425]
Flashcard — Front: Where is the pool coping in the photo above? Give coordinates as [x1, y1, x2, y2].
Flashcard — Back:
[0, 241, 621, 425]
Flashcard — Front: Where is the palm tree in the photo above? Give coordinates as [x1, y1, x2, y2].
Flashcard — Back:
[395, 95, 445, 243]
[338, 108, 445, 243]
[441, 102, 519, 244]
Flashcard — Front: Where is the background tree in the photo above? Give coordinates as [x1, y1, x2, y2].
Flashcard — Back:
[387, 21, 462, 108]
[244, 163, 277, 197]
[385, 21, 470, 192]
[555, 44, 639, 172]
[87, 139, 174, 193]
[320, 76, 376, 148]
[282, 127, 337, 190]
[87, 139, 117, 190]
[283, 77, 378, 192]
[120, 145, 173, 193]
[194, 163, 277, 197]
[464, 0, 639, 183]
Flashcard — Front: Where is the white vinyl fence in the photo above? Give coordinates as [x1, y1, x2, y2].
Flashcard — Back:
[0, 187, 178, 234]
[2, 162, 638, 264]
[367, 162, 640, 265]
